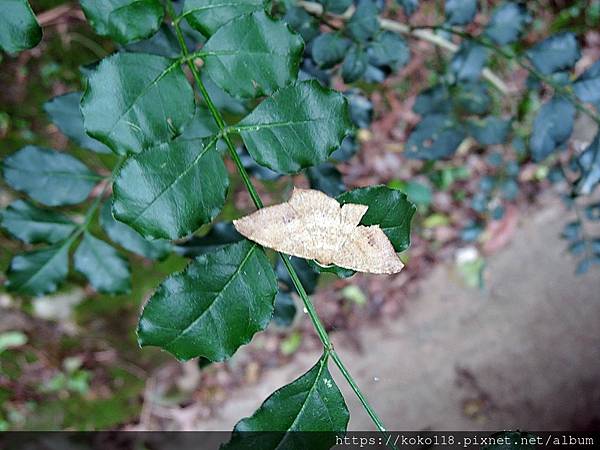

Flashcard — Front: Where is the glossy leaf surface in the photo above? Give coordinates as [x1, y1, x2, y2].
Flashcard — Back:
[112, 138, 228, 240]
[2, 146, 99, 206]
[202, 12, 303, 99]
[74, 232, 131, 294]
[235, 81, 352, 174]
[81, 52, 195, 155]
[137, 240, 277, 361]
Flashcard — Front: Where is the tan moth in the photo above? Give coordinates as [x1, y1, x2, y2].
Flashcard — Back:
[233, 188, 403, 274]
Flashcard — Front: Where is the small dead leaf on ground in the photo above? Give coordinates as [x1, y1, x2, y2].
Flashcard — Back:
[233, 188, 403, 274]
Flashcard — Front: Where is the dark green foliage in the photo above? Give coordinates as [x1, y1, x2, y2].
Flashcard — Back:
[306, 163, 346, 197]
[137, 240, 278, 361]
[445, 0, 477, 26]
[342, 45, 369, 83]
[100, 203, 172, 260]
[201, 12, 304, 99]
[79, 0, 164, 44]
[311, 33, 352, 69]
[526, 32, 581, 75]
[397, 0, 419, 16]
[405, 114, 467, 160]
[2, 146, 100, 206]
[530, 97, 575, 161]
[229, 354, 349, 447]
[174, 222, 243, 257]
[467, 117, 511, 145]
[347, 0, 380, 42]
[576, 132, 600, 195]
[0, 200, 76, 245]
[451, 42, 489, 82]
[276, 257, 319, 295]
[112, 137, 229, 240]
[284, 7, 319, 42]
[236, 81, 353, 174]
[6, 241, 71, 296]
[272, 291, 297, 327]
[484, 2, 531, 46]
[0, 0, 41, 53]
[573, 60, 600, 105]
[318, 0, 353, 14]
[74, 233, 131, 294]
[81, 52, 195, 155]
[337, 185, 416, 252]
[182, 0, 267, 37]
[44, 92, 111, 154]
[367, 32, 410, 72]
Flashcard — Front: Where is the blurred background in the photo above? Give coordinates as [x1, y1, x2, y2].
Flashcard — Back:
[1, 0, 599, 431]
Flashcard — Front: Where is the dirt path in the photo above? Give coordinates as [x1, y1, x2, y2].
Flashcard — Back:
[194, 195, 600, 431]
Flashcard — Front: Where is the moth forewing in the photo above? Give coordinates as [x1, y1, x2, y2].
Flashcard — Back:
[233, 188, 404, 274]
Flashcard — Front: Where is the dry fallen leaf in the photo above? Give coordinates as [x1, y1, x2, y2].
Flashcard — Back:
[233, 188, 403, 274]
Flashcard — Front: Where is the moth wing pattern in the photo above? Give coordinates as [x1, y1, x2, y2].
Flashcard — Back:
[233, 187, 404, 274]
[333, 225, 404, 274]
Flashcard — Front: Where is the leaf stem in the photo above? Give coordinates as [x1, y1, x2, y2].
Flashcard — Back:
[167, 0, 391, 436]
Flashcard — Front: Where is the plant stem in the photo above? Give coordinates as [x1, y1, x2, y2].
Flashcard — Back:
[166, 0, 391, 436]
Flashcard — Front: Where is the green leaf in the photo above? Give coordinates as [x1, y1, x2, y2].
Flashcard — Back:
[467, 117, 511, 145]
[201, 11, 304, 99]
[337, 185, 416, 252]
[100, 202, 172, 260]
[44, 92, 111, 154]
[2, 146, 100, 206]
[445, 0, 477, 26]
[137, 240, 277, 361]
[484, 2, 530, 46]
[283, 6, 319, 42]
[367, 31, 410, 71]
[526, 32, 581, 76]
[0, 200, 76, 244]
[311, 33, 351, 69]
[80, 0, 164, 44]
[452, 81, 491, 115]
[397, 0, 419, 16]
[235, 80, 352, 174]
[450, 42, 488, 82]
[228, 354, 348, 448]
[276, 256, 319, 295]
[341, 45, 368, 83]
[272, 291, 296, 327]
[306, 163, 346, 197]
[573, 60, 600, 105]
[575, 131, 600, 195]
[124, 23, 181, 58]
[307, 260, 356, 278]
[530, 97, 575, 162]
[405, 114, 467, 160]
[81, 52, 195, 155]
[180, 105, 220, 139]
[113, 137, 228, 240]
[318, 0, 352, 14]
[6, 241, 71, 296]
[182, 0, 267, 37]
[413, 84, 451, 115]
[74, 232, 131, 294]
[347, 0, 379, 42]
[174, 222, 243, 257]
[0, 0, 42, 54]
